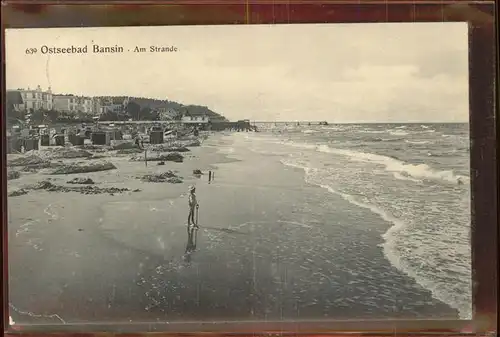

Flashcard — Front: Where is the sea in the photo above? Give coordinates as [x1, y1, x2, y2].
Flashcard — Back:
[242, 122, 471, 319]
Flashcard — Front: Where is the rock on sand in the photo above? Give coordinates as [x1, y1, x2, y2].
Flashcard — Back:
[8, 155, 48, 167]
[149, 144, 190, 152]
[28, 180, 130, 195]
[50, 148, 93, 159]
[49, 161, 117, 175]
[67, 177, 95, 185]
[131, 152, 184, 163]
[116, 148, 144, 155]
[9, 189, 29, 197]
[7, 170, 21, 180]
[111, 141, 137, 150]
[138, 171, 183, 183]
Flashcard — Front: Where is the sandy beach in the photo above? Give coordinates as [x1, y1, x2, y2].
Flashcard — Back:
[7, 131, 459, 325]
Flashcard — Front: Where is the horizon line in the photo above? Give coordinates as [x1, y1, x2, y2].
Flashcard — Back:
[7, 88, 469, 124]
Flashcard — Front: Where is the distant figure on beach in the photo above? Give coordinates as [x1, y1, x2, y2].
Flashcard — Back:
[188, 186, 199, 229]
[135, 136, 142, 149]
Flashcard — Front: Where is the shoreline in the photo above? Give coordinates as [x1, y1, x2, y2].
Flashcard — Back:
[8, 132, 460, 324]
[282, 160, 465, 319]
[238, 128, 470, 319]
[220, 133, 461, 319]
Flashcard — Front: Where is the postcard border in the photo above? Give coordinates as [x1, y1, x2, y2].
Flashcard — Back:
[1, 1, 497, 335]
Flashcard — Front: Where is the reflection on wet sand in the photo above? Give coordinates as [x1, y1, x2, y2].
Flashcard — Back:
[183, 228, 198, 263]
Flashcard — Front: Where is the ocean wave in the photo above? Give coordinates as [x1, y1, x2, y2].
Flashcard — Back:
[280, 158, 471, 319]
[389, 130, 409, 136]
[280, 159, 410, 231]
[286, 141, 318, 150]
[276, 140, 468, 185]
[251, 135, 468, 185]
[405, 140, 431, 145]
[381, 217, 471, 319]
[303, 129, 320, 134]
[426, 151, 462, 158]
[246, 130, 470, 318]
[248, 148, 289, 156]
[312, 144, 468, 185]
[321, 126, 344, 131]
[441, 134, 463, 138]
[359, 130, 387, 134]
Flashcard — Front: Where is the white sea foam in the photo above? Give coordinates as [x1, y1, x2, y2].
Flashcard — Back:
[246, 128, 471, 318]
[248, 147, 289, 156]
[303, 129, 319, 134]
[312, 143, 468, 185]
[389, 130, 409, 136]
[359, 130, 387, 134]
[243, 135, 468, 185]
[405, 140, 431, 145]
[269, 138, 468, 185]
[280, 161, 404, 229]
[280, 158, 471, 319]
[286, 142, 318, 150]
[321, 126, 344, 131]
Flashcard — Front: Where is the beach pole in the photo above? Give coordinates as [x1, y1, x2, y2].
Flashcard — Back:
[196, 205, 199, 227]
[145, 148, 147, 167]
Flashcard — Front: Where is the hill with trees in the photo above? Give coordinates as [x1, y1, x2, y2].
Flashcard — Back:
[96, 96, 227, 122]
[6, 93, 228, 125]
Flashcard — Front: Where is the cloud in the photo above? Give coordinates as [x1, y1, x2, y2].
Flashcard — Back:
[5, 23, 468, 122]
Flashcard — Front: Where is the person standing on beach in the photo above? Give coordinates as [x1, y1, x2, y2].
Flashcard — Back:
[135, 135, 142, 149]
[188, 186, 199, 229]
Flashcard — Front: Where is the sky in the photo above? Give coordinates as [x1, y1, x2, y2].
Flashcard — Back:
[5, 23, 468, 123]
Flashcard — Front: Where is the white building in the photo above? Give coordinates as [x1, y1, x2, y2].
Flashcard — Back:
[8, 85, 53, 111]
[158, 108, 179, 121]
[181, 114, 209, 124]
[93, 98, 102, 116]
[99, 97, 125, 115]
[100, 103, 124, 114]
[53, 95, 94, 114]
[78, 97, 94, 114]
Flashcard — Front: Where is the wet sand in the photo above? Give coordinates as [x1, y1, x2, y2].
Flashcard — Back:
[7, 133, 458, 327]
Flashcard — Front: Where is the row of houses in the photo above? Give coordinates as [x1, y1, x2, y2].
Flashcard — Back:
[7, 86, 99, 114]
[7, 86, 222, 124]
[7, 86, 174, 118]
